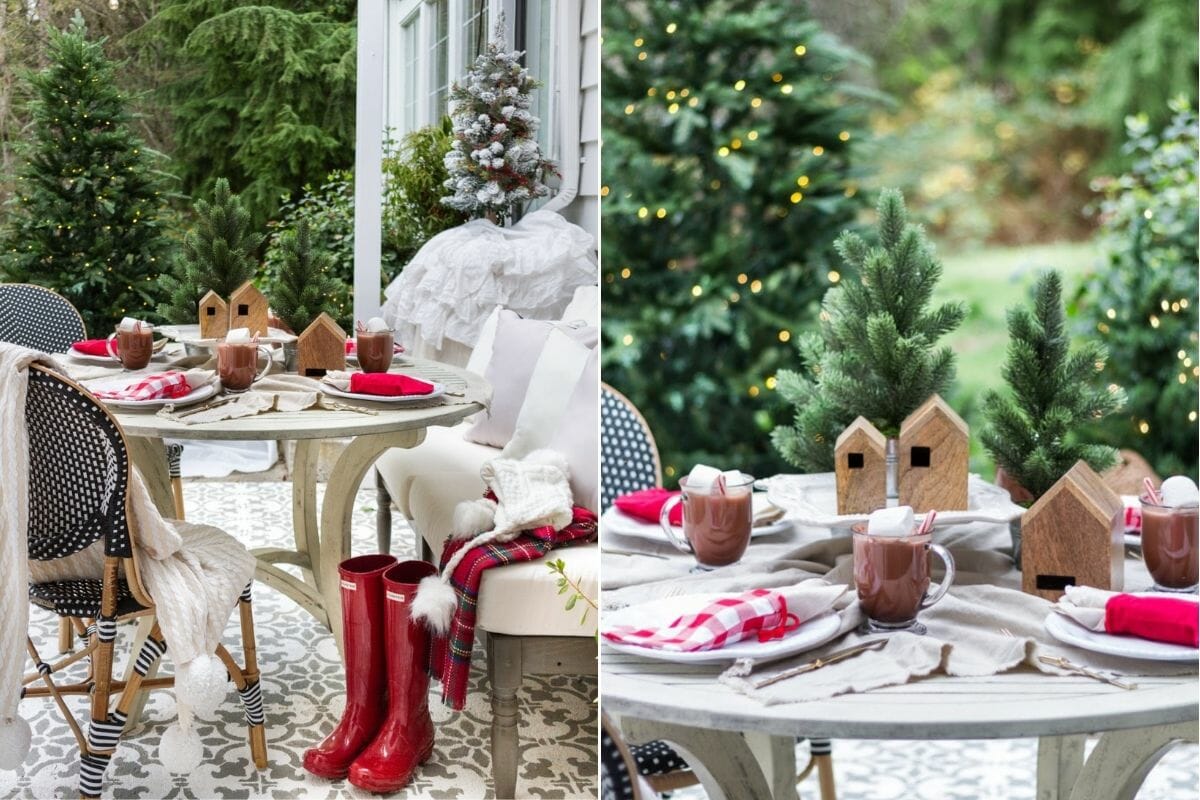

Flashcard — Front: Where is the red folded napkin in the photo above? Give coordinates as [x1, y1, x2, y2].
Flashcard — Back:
[348, 372, 434, 397]
[1106, 594, 1199, 647]
[72, 339, 117, 357]
[614, 488, 683, 526]
[92, 372, 192, 402]
[1124, 504, 1142, 536]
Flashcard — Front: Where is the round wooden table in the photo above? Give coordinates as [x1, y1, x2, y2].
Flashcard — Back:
[602, 516, 1199, 800]
[105, 358, 488, 652]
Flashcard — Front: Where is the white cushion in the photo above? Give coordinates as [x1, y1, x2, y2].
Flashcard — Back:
[560, 285, 598, 327]
[375, 424, 495, 520]
[465, 310, 597, 448]
[465, 305, 502, 376]
[407, 471, 597, 637]
[501, 329, 593, 461]
[545, 346, 599, 511]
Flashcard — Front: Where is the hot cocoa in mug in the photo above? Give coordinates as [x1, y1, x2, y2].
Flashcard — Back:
[1139, 499, 1198, 592]
[660, 474, 754, 570]
[106, 326, 154, 371]
[852, 523, 955, 635]
[218, 341, 271, 393]
[356, 330, 394, 374]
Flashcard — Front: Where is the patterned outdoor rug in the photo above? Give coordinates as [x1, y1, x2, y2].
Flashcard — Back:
[1, 479, 597, 799]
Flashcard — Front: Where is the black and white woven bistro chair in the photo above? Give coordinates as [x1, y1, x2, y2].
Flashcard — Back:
[0, 283, 87, 354]
[600, 383, 838, 799]
[22, 363, 267, 798]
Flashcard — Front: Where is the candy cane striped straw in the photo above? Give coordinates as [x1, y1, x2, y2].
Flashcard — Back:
[916, 509, 938, 536]
[1143, 477, 1162, 505]
[356, 320, 366, 333]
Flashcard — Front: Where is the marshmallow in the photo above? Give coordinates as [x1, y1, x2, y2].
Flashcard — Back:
[685, 464, 745, 494]
[1160, 475, 1200, 508]
[118, 316, 143, 331]
[365, 317, 391, 333]
[225, 327, 251, 343]
[867, 506, 915, 537]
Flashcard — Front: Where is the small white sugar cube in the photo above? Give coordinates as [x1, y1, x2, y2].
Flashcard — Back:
[366, 316, 390, 333]
[1160, 475, 1200, 508]
[118, 316, 142, 331]
[867, 506, 915, 537]
[225, 327, 251, 343]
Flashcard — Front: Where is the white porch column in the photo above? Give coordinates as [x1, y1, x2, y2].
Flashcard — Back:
[353, 0, 387, 324]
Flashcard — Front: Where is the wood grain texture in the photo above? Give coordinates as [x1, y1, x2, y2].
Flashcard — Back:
[899, 394, 969, 512]
[835, 416, 887, 514]
[296, 312, 346, 378]
[1022, 461, 1124, 601]
[197, 290, 228, 339]
[228, 282, 270, 338]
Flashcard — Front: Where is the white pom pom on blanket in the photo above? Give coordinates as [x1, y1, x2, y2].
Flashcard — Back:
[0, 717, 31, 770]
[158, 721, 204, 773]
[412, 449, 574, 635]
[176, 655, 229, 719]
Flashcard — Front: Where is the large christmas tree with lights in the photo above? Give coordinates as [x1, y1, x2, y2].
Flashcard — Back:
[0, 14, 172, 333]
[601, 2, 871, 480]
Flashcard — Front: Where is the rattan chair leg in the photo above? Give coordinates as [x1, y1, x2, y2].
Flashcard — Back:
[217, 585, 268, 769]
[814, 753, 837, 800]
[170, 477, 186, 519]
[58, 618, 74, 655]
[26, 638, 87, 751]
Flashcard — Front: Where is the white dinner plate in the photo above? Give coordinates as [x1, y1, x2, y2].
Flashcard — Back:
[92, 380, 218, 411]
[319, 382, 445, 404]
[1044, 609, 1199, 663]
[601, 502, 793, 543]
[602, 593, 843, 664]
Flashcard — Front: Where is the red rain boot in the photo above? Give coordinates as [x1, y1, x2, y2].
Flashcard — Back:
[347, 560, 439, 793]
[303, 553, 398, 779]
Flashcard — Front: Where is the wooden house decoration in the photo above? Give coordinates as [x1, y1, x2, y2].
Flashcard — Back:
[197, 290, 229, 339]
[898, 394, 969, 512]
[835, 416, 888, 514]
[229, 282, 270, 338]
[1021, 460, 1123, 601]
[296, 313, 346, 377]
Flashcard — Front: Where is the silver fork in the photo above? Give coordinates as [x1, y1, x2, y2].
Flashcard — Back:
[1000, 627, 1137, 690]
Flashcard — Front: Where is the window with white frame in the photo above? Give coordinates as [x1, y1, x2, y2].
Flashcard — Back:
[385, 0, 557, 165]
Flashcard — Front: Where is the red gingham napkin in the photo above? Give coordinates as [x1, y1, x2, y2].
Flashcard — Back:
[92, 372, 193, 402]
[1124, 503, 1142, 535]
[602, 588, 800, 652]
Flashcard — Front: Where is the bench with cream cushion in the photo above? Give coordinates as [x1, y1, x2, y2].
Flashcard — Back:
[375, 285, 598, 799]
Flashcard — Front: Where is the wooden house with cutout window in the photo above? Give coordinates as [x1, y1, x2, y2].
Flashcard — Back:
[898, 394, 969, 512]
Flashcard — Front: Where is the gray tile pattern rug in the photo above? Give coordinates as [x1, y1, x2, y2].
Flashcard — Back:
[2, 479, 597, 799]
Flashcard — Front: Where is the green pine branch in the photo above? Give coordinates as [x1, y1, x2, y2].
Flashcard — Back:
[981, 271, 1125, 500]
[773, 189, 966, 470]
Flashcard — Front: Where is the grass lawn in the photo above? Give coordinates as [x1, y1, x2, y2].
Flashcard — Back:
[934, 240, 1102, 476]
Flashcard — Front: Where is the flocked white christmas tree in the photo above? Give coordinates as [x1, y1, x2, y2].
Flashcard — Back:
[441, 16, 556, 225]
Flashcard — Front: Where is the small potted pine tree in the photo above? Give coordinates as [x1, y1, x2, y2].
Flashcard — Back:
[270, 219, 339, 370]
[773, 189, 966, 487]
[981, 270, 1125, 566]
[158, 178, 264, 325]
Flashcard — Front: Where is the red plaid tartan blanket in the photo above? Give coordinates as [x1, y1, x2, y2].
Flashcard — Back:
[92, 372, 192, 402]
[601, 588, 800, 652]
[428, 502, 597, 709]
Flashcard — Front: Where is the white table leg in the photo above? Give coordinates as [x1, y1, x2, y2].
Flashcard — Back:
[317, 429, 425, 655]
[290, 439, 320, 584]
[1063, 722, 1198, 800]
[621, 717, 782, 800]
[1037, 734, 1085, 800]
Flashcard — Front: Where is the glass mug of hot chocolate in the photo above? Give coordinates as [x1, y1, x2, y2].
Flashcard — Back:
[105, 319, 154, 371]
[659, 467, 755, 571]
[1140, 476, 1199, 593]
[217, 341, 273, 393]
[356, 317, 396, 374]
[852, 506, 955, 635]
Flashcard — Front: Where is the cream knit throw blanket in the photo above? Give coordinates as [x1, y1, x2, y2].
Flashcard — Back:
[0, 343, 256, 772]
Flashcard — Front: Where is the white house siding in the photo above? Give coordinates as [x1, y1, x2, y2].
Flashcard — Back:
[561, 0, 600, 243]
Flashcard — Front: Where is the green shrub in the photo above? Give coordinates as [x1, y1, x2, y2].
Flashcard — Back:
[1072, 99, 1199, 477]
[262, 122, 464, 329]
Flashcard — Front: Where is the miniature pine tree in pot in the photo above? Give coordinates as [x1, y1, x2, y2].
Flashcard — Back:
[158, 179, 263, 324]
[441, 17, 556, 225]
[981, 270, 1125, 565]
[270, 218, 339, 369]
[773, 189, 967, 474]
